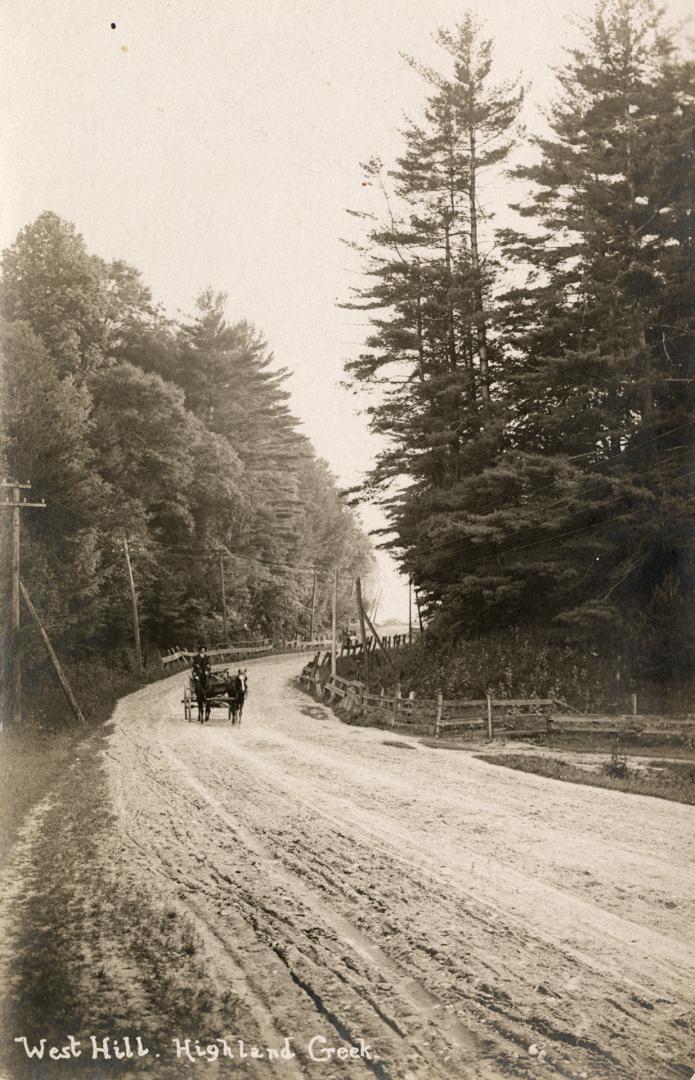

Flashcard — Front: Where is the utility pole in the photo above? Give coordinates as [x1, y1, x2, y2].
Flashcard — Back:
[414, 584, 424, 633]
[355, 577, 370, 687]
[331, 567, 338, 678]
[360, 599, 396, 674]
[309, 566, 318, 642]
[408, 575, 413, 644]
[369, 584, 382, 626]
[122, 539, 143, 675]
[219, 552, 229, 641]
[0, 481, 45, 727]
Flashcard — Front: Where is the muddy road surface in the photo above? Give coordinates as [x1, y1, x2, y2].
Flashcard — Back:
[1, 654, 693, 1079]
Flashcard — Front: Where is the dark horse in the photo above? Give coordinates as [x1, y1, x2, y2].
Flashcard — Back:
[226, 673, 246, 725]
[193, 671, 212, 723]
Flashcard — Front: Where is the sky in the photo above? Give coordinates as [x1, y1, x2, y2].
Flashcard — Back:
[0, 0, 691, 621]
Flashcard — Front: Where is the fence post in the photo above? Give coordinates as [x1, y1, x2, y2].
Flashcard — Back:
[392, 681, 400, 727]
[435, 691, 442, 738]
[486, 694, 494, 740]
[630, 692, 638, 716]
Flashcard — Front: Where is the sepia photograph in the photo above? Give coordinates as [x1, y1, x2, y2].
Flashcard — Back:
[0, 1, 693, 1077]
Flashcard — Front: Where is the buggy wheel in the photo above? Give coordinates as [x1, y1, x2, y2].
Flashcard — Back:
[183, 686, 192, 722]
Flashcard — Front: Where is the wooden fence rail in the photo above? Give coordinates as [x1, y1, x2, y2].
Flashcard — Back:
[161, 638, 335, 669]
[339, 633, 414, 656]
[282, 638, 335, 652]
[299, 664, 695, 742]
[161, 642, 273, 668]
[298, 663, 559, 738]
[163, 632, 414, 669]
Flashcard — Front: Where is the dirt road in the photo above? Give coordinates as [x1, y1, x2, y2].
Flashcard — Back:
[1, 654, 693, 1079]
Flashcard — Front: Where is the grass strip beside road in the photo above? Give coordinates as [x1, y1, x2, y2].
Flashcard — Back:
[0, 730, 80, 865]
[477, 753, 695, 805]
[0, 723, 240, 1080]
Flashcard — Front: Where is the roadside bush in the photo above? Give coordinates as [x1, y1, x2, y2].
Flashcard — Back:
[18, 647, 163, 732]
[338, 628, 690, 714]
[604, 747, 629, 779]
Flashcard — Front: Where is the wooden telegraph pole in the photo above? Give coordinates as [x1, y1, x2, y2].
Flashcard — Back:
[331, 567, 338, 678]
[309, 566, 318, 643]
[0, 481, 45, 726]
[359, 598, 396, 674]
[122, 539, 143, 675]
[219, 552, 229, 641]
[355, 577, 370, 687]
[414, 583, 424, 633]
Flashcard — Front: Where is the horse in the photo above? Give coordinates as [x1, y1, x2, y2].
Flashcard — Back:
[193, 671, 211, 723]
[226, 673, 246, 725]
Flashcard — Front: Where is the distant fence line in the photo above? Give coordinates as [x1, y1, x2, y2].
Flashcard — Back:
[161, 632, 414, 671]
[299, 654, 695, 741]
[161, 638, 334, 669]
[339, 632, 414, 656]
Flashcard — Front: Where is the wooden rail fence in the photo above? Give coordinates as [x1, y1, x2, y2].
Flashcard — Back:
[162, 632, 411, 671]
[161, 638, 335, 670]
[299, 656, 695, 741]
[299, 659, 556, 739]
[339, 633, 413, 655]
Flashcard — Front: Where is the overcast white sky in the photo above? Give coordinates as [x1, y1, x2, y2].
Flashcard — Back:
[1, 0, 691, 620]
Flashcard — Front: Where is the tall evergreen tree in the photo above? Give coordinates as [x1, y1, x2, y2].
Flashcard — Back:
[176, 291, 314, 564]
[407, 0, 695, 684]
[343, 14, 522, 615]
[484, 0, 695, 676]
[346, 2, 694, 689]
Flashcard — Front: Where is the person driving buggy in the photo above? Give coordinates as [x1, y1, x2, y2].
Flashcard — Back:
[192, 645, 211, 685]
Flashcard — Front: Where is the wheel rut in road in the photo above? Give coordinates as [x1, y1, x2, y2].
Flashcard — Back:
[160, 736, 487, 1065]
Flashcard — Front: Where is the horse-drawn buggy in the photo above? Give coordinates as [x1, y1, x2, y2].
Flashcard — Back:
[183, 668, 245, 725]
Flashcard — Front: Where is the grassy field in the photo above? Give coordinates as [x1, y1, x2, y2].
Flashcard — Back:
[477, 752, 695, 805]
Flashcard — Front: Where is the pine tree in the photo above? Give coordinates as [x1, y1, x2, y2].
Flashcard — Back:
[343, 15, 522, 621]
[176, 291, 314, 567]
[442, 0, 695, 677]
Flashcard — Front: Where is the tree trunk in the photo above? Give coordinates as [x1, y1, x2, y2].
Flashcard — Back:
[468, 129, 490, 403]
